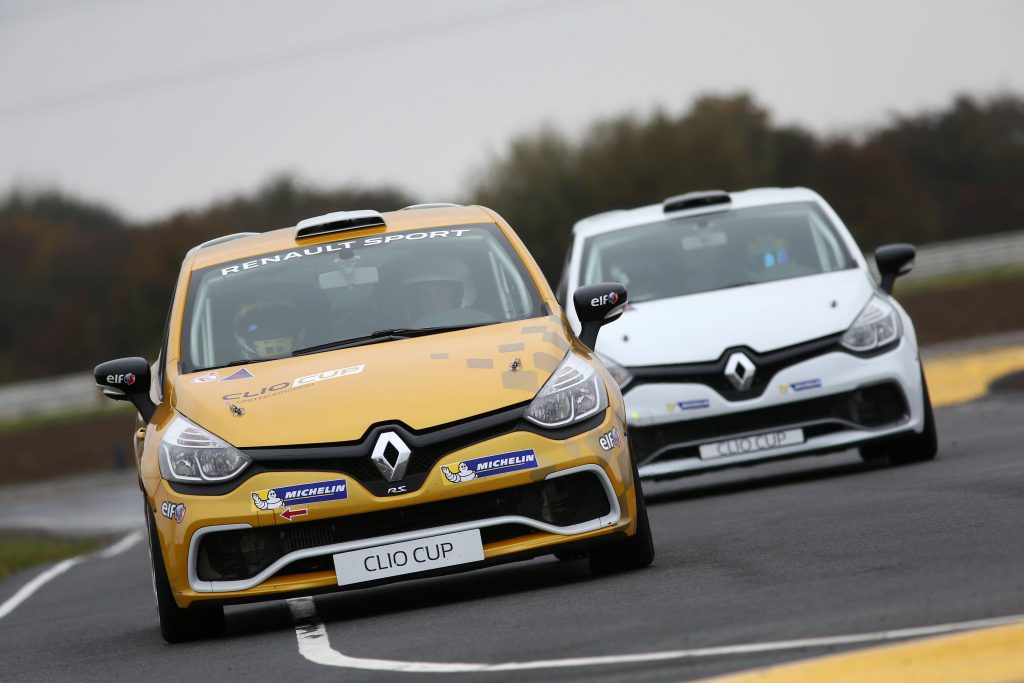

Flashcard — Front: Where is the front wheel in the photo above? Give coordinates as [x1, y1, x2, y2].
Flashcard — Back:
[145, 503, 224, 643]
[588, 458, 655, 575]
[860, 369, 938, 466]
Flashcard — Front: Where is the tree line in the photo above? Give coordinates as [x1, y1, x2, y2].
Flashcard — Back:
[2, 92, 1022, 382]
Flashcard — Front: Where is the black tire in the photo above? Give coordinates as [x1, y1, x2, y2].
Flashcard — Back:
[145, 503, 224, 643]
[588, 458, 655, 575]
[859, 369, 938, 466]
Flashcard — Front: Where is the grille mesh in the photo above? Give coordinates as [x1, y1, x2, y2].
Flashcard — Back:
[196, 471, 611, 582]
[630, 382, 909, 464]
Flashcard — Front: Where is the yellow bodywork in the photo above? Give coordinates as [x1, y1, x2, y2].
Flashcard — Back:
[136, 205, 640, 608]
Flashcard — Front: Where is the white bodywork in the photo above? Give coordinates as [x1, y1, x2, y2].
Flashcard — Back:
[563, 187, 927, 478]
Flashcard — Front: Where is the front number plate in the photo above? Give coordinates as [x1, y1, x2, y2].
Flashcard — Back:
[333, 529, 484, 586]
[698, 428, 805, 460]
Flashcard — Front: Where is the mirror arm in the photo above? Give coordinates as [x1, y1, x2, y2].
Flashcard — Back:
[879, 272, 897, 295]
[578, 322, 601, 350]
[130, 394, 157, 424]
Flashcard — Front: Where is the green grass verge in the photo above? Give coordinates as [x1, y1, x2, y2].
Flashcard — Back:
[0, 534, 104, 581]
[900, 264, 1024, 294]
[0, 403, 134, 436]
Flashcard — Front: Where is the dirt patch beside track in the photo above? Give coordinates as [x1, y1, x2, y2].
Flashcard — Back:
[899, 275, 1024, 346]
[0, 411, 136, 485]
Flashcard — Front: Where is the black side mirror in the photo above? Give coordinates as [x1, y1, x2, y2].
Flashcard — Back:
[572, 282, 627, 350]
[875, 243, 916, 295]
[94, 357, 157, 423]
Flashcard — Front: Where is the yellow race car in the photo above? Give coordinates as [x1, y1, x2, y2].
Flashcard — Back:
[95, 204, 652, 642]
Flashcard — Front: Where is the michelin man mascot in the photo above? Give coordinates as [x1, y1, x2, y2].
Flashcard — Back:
[252, 489, 284, 510]
[441, 462, 476, 483]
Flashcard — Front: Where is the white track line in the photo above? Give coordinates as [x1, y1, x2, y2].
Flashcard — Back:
[288, 596, 1024, 673]
[0, 529, 143, 621]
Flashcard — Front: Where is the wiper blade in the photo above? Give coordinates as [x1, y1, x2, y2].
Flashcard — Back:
[291, 324, 487, 356]
[374, 324, 490, 338]
[190, 358, 264, 373]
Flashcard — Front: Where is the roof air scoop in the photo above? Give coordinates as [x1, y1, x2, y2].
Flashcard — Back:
[295, 210, 386, 240]
[663, 190, 731, 213]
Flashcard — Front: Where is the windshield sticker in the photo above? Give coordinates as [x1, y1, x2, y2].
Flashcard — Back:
[222, 368, 255, 381]
[440, 449, 538, 485]
[780, 379, 822, 394]
[251, 479, 347, 512]
[221, 365, 364, 403]
[219, 229, 472, 277]
[191, 371, 220, 384]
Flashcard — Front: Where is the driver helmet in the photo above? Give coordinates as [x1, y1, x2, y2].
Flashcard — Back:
[401, 257, 476, 317]
[745, 233, 791, 273]
[233, 298, 306, 359]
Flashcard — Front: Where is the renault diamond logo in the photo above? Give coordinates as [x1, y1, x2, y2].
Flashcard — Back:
[370, 431, 411, 482]
[724, 352, 756, 392]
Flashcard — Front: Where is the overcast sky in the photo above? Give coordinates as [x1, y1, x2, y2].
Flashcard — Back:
[1, 0, 1021, 221]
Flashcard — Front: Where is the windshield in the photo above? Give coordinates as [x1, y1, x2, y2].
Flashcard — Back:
[180, 223, 544, 372]
[580, 202, 855, 303]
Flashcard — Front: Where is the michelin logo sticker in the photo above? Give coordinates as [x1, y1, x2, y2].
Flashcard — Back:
[780, 379, 822, 394]
[441, 449, 538, 485]
[251, 479, 347, 512]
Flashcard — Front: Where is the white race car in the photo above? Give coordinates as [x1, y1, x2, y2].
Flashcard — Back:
[558, 187, 937, 480]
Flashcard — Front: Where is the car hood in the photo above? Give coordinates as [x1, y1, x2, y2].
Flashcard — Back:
[595, 269, 876, 366]
[171, 317, 569, 447]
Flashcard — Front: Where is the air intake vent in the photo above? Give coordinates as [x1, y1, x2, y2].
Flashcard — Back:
[663, 190, 731, 213]
[295, 210, 386, 240]
[401, 203, 462, 210]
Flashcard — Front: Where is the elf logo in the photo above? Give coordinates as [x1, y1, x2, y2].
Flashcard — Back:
[161, 501, 185, 524]
[106, 373, 136, 386]
[590, 291, 619, 307]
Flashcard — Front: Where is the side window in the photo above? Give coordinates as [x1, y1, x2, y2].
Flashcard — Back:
[808, 213, 847, 271]
[555, 245, 573, 307]
[188, 283, 215, 371]
[157, 288, 176, 400]
[492, 240, 534, 318]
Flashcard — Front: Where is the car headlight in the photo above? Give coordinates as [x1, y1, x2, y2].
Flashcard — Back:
[159, 415, 251, 483]
[841, 295, 902, 353]
[525, 353, 608, 428]
[595, 351, 633, 389]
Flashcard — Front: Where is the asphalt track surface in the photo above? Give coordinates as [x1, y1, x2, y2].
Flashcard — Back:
[3, 393, 1024, 682]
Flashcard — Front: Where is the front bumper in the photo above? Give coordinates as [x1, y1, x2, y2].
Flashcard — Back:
[148, 409, 636, 607]
[627, 341, 926, 479]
